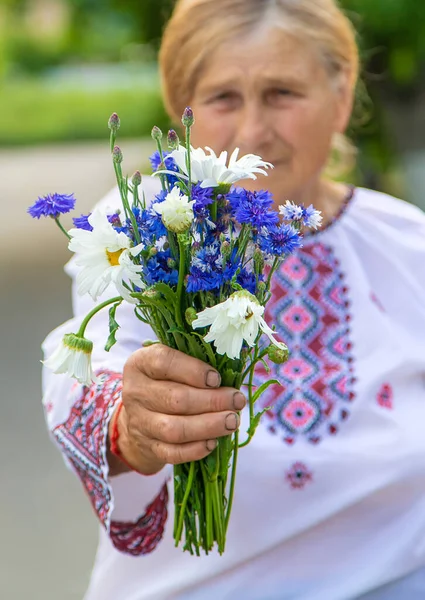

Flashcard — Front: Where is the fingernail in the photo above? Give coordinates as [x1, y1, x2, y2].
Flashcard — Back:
[206, 370, 221, 388]
[233, 392, 246, 411]
[206, 439, 217, 451]
[225, 413, 239, 431]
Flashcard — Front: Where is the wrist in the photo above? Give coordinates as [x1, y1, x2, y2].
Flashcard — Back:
[108, 402, 165, 476]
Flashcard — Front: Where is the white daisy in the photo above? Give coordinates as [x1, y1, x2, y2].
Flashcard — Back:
[192, 290, 286, 360]
[154, 146, 273, 189]
[43, 333, 96, 386]
[152, 186, 195, 233]
[68, 209, 144, 302]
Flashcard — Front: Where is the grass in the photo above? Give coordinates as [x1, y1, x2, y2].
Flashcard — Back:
[0, 78, 170, 146]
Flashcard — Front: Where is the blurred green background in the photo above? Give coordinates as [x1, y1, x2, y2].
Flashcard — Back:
[1, 0, 425, 206]
[1, 2, 424, 599]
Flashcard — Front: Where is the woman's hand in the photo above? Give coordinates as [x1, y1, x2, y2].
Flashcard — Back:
[108, 344, 246, 476]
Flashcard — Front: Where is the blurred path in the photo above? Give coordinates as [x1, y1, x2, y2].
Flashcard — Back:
[0, 140, 150, 599]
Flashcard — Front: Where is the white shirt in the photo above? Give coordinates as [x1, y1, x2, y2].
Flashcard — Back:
[42, 183, 425, 600]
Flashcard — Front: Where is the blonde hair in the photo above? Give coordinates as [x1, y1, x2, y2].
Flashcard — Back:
[159, 0, 361, 176]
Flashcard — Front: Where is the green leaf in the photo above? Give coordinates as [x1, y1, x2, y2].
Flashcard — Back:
[204, 449, 218, 481]
[154, 282, 178, 308]
[221, 368, 240, 387]
[167, 327, 206, 362]
[247, 406, 272, 438]
[251, 379, 281, 404]
[190, 333, 217, 368]
[104, 302, 121, 352]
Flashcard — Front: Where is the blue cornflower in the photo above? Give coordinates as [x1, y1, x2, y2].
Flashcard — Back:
[227, 188, 279, 228]
[73, 212, 121, 232]
[72, 213, 92, 231]
[144, 251, 178, 286]
[187, 266, 221, 293]
[279, 201, 322, 230]
[192, 244, 221, 273]
[149, 151, 176, 172]
[142, 207, 168, 239]
[192, 184, 214, 211]
[28, 193, 76, 219]
[302, 204, 323, 229]
[150, 152, 180, 187]
[237, 269, 259, 294]
[258, 223, 303, 256]
[216, 200, 235, 234]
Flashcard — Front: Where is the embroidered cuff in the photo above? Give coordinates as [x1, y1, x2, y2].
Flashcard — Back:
[52, 370, 168, 556]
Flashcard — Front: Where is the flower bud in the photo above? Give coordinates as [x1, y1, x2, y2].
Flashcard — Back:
[148, 247, 158, 257]
[167, 257, 176, 269]
[253, 247, 264, 273]
[151, 126, 163, 141]
[132, 170, 142, 186]
[182, 107, 195, 128]
[185, 307, 198, 326]
[221, 240, 231, 263]
[257, 281, 267, 295]
[112, 145, 123, 164]
[167, 129, 179, 150]
[108, 113, 120, 132]
[267, 343, 289, 364]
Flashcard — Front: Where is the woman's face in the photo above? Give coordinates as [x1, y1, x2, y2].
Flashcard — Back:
[189, 27, 353, 203]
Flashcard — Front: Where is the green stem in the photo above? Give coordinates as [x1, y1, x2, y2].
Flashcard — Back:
[174, 461, 196, 546]
[155, 139, 168, 193]
[224, 429, 239, 533]
[176, 236, 187, 327]
[113, 163, 141, 245]
[266, 256, 280, 290]
[77, 296, 122, 338]
[54, 217, 71, 240]
[185, 127, 192, 198]
[109, 130, 116, 154]
[211, 478, 225, 552]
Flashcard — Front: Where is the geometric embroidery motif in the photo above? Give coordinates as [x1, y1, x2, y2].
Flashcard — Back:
[285, 462, 313, 490]
[53, 371, 122, 526]
[110, 483, 168, 556]
[376, 383, 393, 409]
[255, 242, 356, 445]
[53, 370, 168, 555]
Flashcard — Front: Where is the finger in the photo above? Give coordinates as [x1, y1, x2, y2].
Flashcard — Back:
[141, 410, 240, 445]
[132, 344, 222, 389]
[150, 438, 219, 465]
[139, 379, 246, 415]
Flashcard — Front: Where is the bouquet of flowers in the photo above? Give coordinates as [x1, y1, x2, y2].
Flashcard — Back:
[29, 108, 321, 556]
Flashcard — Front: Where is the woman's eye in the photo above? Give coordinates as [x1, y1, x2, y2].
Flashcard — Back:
[206, 91, 240, 109]
[274, 89, 293, 97]
[266, 88, 297, 105]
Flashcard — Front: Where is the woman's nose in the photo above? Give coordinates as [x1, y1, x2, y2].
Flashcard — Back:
[236, 102, 274, 152]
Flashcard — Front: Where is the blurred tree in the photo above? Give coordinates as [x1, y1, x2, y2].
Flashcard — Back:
[341, 0, 425, 206]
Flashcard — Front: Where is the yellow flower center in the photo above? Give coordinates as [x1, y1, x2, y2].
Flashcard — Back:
[106, 248, 124, 266]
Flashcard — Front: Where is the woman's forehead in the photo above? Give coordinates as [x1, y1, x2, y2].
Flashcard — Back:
[196, 29, 323, 89]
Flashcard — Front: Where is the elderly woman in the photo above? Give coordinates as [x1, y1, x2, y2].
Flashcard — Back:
[42, 0, 425, 598]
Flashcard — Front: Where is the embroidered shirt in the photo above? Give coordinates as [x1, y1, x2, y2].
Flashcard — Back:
[42, 183, 425, 600]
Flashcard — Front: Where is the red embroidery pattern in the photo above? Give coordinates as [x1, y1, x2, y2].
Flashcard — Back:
[53, 371, 121, 524]
[377, 383, 393, 409]
[53, 370, 168, 555]
[286, 462, 313, 489]
[110, 484, 168, 555]
[255, 243, 356, 445]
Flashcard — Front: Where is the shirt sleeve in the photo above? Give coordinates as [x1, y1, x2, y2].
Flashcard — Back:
[41, 181, 171, 556]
